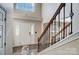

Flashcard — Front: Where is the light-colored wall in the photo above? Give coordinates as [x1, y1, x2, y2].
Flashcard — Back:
[72, 4, 79, 33]
[42, 3, 60, 23]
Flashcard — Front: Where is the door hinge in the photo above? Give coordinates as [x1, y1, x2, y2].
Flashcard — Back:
[5, 18, 6, 21]
[4, 42, 6, 46]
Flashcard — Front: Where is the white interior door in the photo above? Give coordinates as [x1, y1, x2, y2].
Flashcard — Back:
[14, 21, 35, 46]
[0, 7, 6, 55]
[20, 22, 31, 45]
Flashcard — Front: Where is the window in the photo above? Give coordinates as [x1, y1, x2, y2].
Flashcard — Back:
[15, 3, 35, 12]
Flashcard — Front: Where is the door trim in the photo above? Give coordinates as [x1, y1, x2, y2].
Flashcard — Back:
[0, 5, 7, 55]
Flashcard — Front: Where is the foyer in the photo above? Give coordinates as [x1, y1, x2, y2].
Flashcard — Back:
[0, 3, 79, 55]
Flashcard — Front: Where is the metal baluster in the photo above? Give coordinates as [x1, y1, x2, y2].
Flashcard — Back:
[66, 27, 67, 37]
[58, 12, 60, 41]
[51, 21, 54, 45]
[49, 26, 50, 46]
[54, 18, 56, 43]
[69, 3, 73, 34]
[63, 5, 65, 39]
[38, 38, 39, 52]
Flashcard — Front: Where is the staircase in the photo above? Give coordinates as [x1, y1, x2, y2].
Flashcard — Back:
[38, 3, 74, 52]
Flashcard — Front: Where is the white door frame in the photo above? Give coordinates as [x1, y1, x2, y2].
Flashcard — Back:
[0, 5, 6, 55]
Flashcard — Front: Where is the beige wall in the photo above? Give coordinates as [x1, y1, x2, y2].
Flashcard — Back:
[42, 3, 60, 23]
[72, 4, 79, 33]
[6, 18, 14, 55]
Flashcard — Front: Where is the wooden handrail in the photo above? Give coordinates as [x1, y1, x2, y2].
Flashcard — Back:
[38, 3, 65, 42]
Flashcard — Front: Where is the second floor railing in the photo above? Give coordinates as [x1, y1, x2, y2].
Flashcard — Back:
[38, 3, 74, 52]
